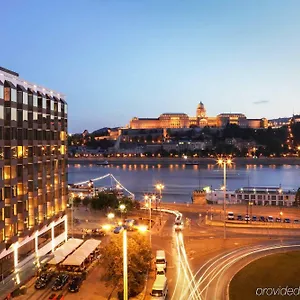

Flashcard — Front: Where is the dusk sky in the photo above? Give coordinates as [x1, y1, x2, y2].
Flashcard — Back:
[2, 0, 300, 133]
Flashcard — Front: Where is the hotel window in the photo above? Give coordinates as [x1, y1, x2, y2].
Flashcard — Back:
[23, 92, 28, 104]
[23, 110, 28, 121]
[58, 102, 61, 112]
[42, 98, 46, 109]
[0, 105, 3, 119]
[51, 100, 54, 110]
[11, 89, 17, 102]
[33, 95, 38, 107]
[0, 84, 3, 99]
[11, 107, 17, 121]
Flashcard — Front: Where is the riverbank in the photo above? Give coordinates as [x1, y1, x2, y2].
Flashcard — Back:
[68, 156, 300, 166]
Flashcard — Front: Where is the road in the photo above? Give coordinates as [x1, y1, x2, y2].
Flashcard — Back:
[145, 210, 201, 300]
[188, 240, 300, 300]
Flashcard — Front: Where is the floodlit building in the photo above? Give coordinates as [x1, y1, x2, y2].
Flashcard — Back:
[129, 102, 267, 130]
[0, 67, 68, 291]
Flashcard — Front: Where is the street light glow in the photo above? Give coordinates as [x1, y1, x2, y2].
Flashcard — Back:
[156, 183, 164, 190]
[138, 225, 148, 233]
[107, 213, 115, 219]
[119, 204, 126, 211]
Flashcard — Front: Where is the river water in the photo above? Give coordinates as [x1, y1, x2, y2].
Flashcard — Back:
[68, 163, 300, 203]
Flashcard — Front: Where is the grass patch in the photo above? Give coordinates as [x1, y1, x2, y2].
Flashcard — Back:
[229, 251, 300, 300]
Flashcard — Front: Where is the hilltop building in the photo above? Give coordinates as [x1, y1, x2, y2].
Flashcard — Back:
[129, 102, 267, 130]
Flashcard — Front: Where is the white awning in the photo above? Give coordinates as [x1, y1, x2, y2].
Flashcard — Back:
[47, 255, 65, 265]
[62, 239, 101, 267]
[48, 238, 84, 265]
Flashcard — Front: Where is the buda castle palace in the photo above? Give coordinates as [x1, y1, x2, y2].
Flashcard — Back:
[129, 102, 268, 130]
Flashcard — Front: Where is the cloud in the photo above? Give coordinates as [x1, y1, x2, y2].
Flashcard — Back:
[253, 100, 269, 105]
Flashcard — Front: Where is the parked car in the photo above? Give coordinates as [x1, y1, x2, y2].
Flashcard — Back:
[68, 276, 82, 293]
[275, 218, 282, 223]
[284, 218, 291, 223]
[252, 216, 257, 222]
[52, 274, 69, 291]
[227, 212, 234, 220]
[267, 216, 274, 222]
[237, 215, 243, 221]
[244, 215, 250, 222]
[259, 216, 266, 222]
[294, 219, 300, 224]
[35, 273, 53, 289]
[113, 226, 124, 234]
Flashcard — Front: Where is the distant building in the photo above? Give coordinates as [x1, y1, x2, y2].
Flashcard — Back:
[129, 102, 267, 130]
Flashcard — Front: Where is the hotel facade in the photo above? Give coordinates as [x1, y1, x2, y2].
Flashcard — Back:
[130, 102, 268, 130]
[0, 67, 68, 289]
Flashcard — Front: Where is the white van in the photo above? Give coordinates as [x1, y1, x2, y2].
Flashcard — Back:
[156, 250, 167, 271]
[227, 212, 234, 220]
[150, 276, 168, 299]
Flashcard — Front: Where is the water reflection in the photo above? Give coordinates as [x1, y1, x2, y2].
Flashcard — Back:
[68, 162, 300, 203]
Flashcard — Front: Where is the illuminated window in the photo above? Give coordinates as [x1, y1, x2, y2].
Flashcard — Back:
[60, 131, 66, 141]
[17, 146, 23, 158]
[60, 145, 65, 155]
[33, 95, 38, 107]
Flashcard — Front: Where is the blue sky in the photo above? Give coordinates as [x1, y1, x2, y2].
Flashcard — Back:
[2, 0, 300, 132]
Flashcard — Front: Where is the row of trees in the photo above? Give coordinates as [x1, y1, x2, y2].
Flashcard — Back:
[72, 192, 140, 212]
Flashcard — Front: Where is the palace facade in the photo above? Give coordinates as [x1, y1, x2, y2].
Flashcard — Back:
[130, 102, 268, 129]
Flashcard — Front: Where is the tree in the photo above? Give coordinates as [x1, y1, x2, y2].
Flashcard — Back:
[101, 233, 152, 298]
[82, 197, 90, 211]
[73, 196, 81, 207]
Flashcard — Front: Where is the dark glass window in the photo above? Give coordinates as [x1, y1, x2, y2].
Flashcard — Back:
[38, 229, 51, 249]
[18, 240, 35, 262]
[54, 222, 65, 237]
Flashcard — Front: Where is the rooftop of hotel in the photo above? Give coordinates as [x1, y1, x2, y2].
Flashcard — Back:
[0, 66, 65, 99]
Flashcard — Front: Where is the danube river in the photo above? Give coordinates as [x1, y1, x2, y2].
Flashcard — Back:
[68, 163, 300, 203]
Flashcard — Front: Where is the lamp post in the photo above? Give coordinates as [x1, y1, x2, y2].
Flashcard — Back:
[123, 220, 149, 300]
[69, 191, 74, 238]
[156, 183, 164, 226]
[119, 204, 126, 221]
[249, 201, 253, 223]
[144, 195, 155, 247]
[123, 229, 128, 300]
[217, 157, 232, 239]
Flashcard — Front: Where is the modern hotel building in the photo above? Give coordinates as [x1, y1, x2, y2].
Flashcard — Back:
[0, 67, 68, 290]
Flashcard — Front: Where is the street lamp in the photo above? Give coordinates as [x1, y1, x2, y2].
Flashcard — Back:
[123, 223, 149, 300]
[248, 200, 253, 224]
[217, 156, 233, 239]
[69, 192, 74, 237]
[144, 194, 155, 247]
[156, 183, 164, 225]
[107, 212, 115, 220]
[119, 204, 126, 220]
[123, 229, 128, 300]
